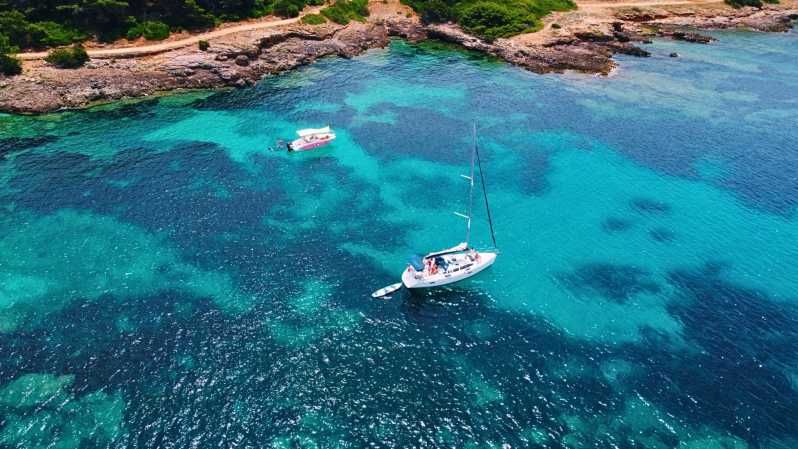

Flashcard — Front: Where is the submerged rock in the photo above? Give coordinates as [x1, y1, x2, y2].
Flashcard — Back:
[670, 30, 714, 44]
[0, 373, 74, 408]
[0, 374, 125, 449]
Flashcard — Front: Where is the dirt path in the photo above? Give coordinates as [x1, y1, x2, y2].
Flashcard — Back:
[577, 0, 724, 8]
[17, 11, 319, 61]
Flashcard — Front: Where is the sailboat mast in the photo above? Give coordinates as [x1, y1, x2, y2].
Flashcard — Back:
[474, 125, 497, 249]
[465, 124, 477, 245]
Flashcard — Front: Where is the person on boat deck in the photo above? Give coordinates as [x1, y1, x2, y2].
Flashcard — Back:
[468, 249, 480, 262]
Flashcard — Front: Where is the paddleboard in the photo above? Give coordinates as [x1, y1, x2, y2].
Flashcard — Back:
[371, 282, 403, 298]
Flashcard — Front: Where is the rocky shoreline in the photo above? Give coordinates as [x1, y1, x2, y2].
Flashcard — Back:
[0, 1, 795, 114]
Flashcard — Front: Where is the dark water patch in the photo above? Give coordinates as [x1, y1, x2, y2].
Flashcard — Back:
[649, 227, 675, 242]
[7, 150, 96, 210]
[575, 96, 798, 216]
[668, 262, 798, 372]
[630, 197, 672, 215]
[0, 269, 621, 449]
[0, 136, 59, 159]
[385, 39, 501, 83]
[3, 140, 304, 289]
[468, 83, 538, 117]
[715, 74, 798, 106]
[561, 263, 661, 303]
[720, 143, 798, 217]
[287, 104, 357, 131]
[602, 217, 634, 233]
[622, 263, 798, 444]
[335, 287, 620, 448]
[7, 140, 283, 236]
[385, 169, 463, 210]
[194, 58, 370, 114]
[350, 104, 469, 164]
[86, 98, 161, 121]
[519, 149, 551, 196]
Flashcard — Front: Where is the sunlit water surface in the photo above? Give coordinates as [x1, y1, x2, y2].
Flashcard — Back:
[1, 31, 797, 449]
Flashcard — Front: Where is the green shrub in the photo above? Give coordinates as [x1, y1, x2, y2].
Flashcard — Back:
[1, 33, 23, 76]
[0, 33, 17, 54]
[418, 0, 454, 23]
[198, 39, 210, 51]
[0, 54, 22, 76]
[0, 11, 32, 48]
[0, 12, 84, 49]
[301, 13, 327, 25]
[320, 0, 370, 24]
[28, 22, 86, 47]
[45, 45, 90, 69]
[724, 0, 777, 6]
[459, 1, 539, 41]
[551, 22, 561, 28]
[402, 0, 574, 38]
[273, 0, 305, 17]
[126, 21, 171, 41]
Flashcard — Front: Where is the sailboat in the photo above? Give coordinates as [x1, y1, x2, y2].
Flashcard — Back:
[400, 124, 498, 291]
[371, 125, 498, 298]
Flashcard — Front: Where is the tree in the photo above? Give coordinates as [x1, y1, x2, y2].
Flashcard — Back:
[126, 20, 171, 40]
[458, 1, 535, 41]
[0, 33, 23, 76]
[273, 0, 303, 17]
[45, 44, 90, 68]
[55, 0, 131, 40]
[0, 11, 32, 47]
[418, 0, 452, 23]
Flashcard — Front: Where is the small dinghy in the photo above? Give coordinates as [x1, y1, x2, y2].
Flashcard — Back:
[371, 282, 403, 298]
[288, 126, 336, 152]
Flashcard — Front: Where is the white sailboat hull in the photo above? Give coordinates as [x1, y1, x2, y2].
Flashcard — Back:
[401, 251, 496, 289]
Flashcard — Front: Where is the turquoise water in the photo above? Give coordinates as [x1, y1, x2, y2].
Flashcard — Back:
[1, 30, 797, 448]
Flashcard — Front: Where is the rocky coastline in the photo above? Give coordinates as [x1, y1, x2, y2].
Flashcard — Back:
[0, 1, 795, 114]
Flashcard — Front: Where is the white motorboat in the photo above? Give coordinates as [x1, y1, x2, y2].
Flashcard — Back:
[400, 124, 498, 290]
[287, 126, 336, 152]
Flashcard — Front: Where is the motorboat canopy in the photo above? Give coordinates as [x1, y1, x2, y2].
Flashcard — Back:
[297, 126, 331, 137]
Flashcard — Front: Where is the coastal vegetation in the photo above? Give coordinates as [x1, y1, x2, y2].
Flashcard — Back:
[320, 0, 370, 24]
[272, 0, 324, 17]
[0, 34, 22, 75]
[0, 0, 326, 51]
[725, 0, 778, 7]
[45, 44, 89, 68]
[126, 20, 171, 41]
[301, 13, 328, 24]
[402, 0, 576, 40]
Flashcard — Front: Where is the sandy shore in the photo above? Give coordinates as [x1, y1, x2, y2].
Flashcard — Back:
[0, 0, 795, 114]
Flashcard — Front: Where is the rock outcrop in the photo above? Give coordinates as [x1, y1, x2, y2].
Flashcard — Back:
[0, 22, 391, 114]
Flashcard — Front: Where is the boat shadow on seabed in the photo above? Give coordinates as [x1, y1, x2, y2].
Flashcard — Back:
[399, 284, 496, 321]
